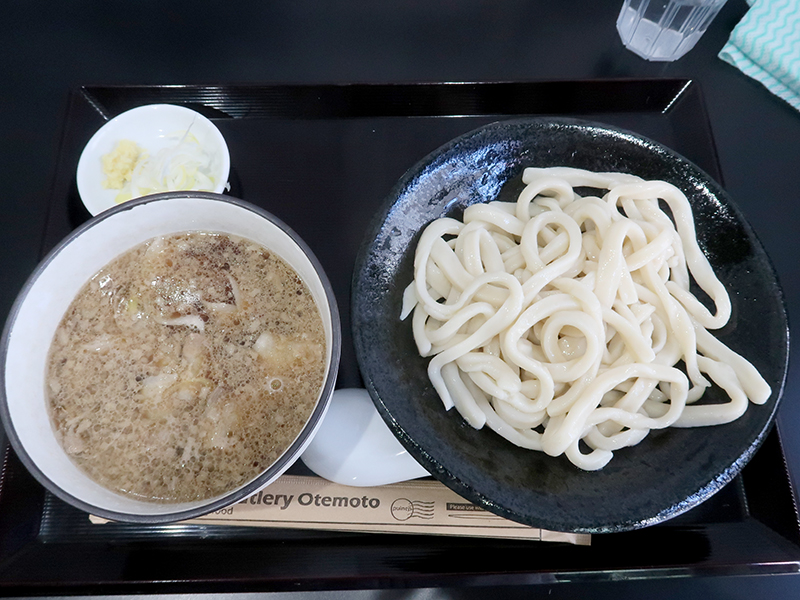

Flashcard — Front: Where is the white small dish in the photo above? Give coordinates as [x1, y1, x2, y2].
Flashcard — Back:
[301, 388, 429, 487]
[76, 104, 230, 216]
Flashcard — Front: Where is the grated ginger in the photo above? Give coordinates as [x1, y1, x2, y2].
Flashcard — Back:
[101, 139, 145, 190]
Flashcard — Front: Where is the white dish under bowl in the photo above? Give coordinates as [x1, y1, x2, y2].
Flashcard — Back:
[0, 193, 340, 523]
[76, 104, 231, 216]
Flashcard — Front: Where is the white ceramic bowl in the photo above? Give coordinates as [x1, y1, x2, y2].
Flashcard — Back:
[0, 193, 340, 523]
[76, 104, 231, 216]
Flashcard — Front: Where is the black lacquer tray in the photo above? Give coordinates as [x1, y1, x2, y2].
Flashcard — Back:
[1, 80, 799, 595]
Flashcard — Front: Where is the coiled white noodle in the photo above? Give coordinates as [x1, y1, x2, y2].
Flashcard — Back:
[401, 167, 771, 470]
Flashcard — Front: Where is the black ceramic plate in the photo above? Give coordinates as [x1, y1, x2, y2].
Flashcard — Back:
[351, 117, 789, 534]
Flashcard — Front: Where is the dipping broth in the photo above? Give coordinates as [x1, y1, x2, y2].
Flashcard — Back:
[46, 232, 326, 502]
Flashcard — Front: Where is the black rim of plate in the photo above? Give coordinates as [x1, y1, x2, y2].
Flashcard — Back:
[351, 116, 789, 534]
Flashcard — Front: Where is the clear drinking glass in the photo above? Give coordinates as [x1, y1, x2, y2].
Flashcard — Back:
[616, 0, 728, 61]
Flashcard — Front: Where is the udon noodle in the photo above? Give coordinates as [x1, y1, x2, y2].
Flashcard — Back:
[401, 167, 771, 470]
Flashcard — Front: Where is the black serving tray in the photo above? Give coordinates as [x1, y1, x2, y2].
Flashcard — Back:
[1, 80, 799, 595]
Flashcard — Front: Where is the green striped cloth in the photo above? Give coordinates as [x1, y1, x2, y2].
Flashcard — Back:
[719, 0, 800, 111]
